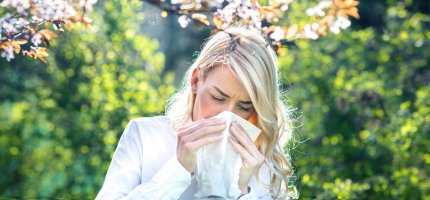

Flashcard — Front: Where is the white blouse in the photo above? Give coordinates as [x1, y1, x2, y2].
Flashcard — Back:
[96, 116, 275, 200]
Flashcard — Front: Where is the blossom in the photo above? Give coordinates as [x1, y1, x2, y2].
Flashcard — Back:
[215, 0, 262, 31]
[274, 0, 292, 11]
[32, 0, 77, 21]
[178, 15, 191, 28]
[79, 0, 97, 11]
[329, 15, 351, 34]
[208, 0, 224, 8]
[306, 0, 332, 17]
[270, 26, 285, 42]
[1, 0, 31, 14]
[304, 23, 319, 40]
[15, 18, 30, 29]
[31, 33, 43, 46]
[2, 21, 18, 35]
[1, 45, 15, 61]
[170, 0, 183, 4]
[0, 0, 96, 62]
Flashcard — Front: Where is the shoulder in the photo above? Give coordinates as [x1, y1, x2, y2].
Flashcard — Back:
[129, 115, 172, 129]
[124, 115, 176, 138]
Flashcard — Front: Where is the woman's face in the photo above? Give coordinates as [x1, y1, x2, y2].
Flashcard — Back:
[191, 65, 255, 121]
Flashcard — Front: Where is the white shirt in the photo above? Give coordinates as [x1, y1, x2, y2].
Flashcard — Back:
[96, 116, 274, 200]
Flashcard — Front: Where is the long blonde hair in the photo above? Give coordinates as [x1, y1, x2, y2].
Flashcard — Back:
[166, 26, 295, 198]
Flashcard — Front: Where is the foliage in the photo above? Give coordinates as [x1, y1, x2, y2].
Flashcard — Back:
[0, 0, 175, 198]
[280, 0, 430, 199]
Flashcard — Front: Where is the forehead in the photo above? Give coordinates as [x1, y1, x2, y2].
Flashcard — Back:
[203, 65, 250, 100]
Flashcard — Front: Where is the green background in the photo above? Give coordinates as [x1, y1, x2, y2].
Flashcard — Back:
[0, 0, 429, 199]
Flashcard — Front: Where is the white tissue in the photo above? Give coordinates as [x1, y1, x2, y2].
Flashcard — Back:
[194, 111, 261, 199]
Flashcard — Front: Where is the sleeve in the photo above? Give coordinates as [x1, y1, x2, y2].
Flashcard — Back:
[96, 120, 192, 200]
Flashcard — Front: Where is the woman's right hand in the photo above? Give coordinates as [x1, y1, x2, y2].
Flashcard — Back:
[176, 118, 226, 173]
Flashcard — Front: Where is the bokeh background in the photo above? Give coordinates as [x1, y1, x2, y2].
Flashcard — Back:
[1, 0, 429, 199]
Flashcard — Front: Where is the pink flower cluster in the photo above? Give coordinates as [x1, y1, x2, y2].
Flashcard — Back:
[0, 0, 97, 62]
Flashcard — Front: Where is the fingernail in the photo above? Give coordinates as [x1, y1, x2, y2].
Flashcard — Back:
[231, 122, 237, 128]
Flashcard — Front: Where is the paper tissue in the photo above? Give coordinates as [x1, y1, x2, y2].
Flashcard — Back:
[194, 111, 261, 199]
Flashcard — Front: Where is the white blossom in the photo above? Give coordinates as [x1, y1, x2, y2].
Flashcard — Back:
[270, 26, 285, 41]
[31, 33, 43, 46]
[1, 45, 15, 61]
[208, 0, 224, 8]
[304, 23, 319, 40]
[79, 0, 97, 11]
[306, 0, 332, 17]
[32, 0, 77, 21]
[215, 0, 262, 31]
[171, 0, 183, 4]
[275, 0, 292, 11]
[2, 21, 18, 35]
[280, 4, 289, 11]
[15, 18, 30, 29]
[178, 15, 191, 28]
[329, 15, 351, 34]
[1, 0, 31, 14]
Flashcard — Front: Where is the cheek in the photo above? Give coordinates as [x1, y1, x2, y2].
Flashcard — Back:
[195, 93, 220, 119]
[199, 95, 216, 118]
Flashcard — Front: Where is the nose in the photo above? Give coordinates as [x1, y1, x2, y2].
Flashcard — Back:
[219, 103, 236, 114]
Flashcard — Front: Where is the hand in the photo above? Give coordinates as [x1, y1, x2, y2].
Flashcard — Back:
[228, 122, 265, 195]
[176, 118, 226, 173]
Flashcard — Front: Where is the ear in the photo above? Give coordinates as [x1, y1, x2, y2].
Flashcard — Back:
[191, 67, 200, 94]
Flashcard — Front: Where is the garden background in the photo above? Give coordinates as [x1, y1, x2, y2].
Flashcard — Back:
[0, 0, 429, 199]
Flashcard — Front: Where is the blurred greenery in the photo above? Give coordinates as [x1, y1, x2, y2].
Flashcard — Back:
[0, 0, 174, 198]
[282, 0, 430, 199]
[0, 0, 429, 199]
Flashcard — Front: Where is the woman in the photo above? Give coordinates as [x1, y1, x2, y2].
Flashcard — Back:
[96, 26, 294, 199]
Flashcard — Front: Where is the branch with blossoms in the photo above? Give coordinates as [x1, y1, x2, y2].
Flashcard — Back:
[0, 0, 96, 63]
[0, 0, 359, 63]
[151, 0, 359, 55]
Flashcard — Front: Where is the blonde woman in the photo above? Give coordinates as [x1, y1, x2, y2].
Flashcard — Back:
[96, 26, 295, 199]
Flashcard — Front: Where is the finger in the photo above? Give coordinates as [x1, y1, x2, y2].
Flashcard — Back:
[233, 122, 254, 140]
[183, 118, 225, 131]
[185, 123, 226, 142]
[188, 132, 224, 151]
[228, 136, 253, 160]
[178, 118, 225, 137]
[230, 122, 260, 157]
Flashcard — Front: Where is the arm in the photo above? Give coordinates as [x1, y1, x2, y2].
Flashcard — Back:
[96, 120, 192, 200]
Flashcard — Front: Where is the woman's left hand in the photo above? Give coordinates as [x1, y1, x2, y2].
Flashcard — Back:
[228, 121, 265, 196]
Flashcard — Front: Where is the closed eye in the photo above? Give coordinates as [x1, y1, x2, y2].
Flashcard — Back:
[211, 95, 225, 102]
[239, 105, 251, 112]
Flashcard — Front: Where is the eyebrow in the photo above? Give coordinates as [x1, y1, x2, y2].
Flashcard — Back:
[212, 86, 253, 105]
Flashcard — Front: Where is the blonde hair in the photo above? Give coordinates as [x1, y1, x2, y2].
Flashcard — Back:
[166, 26, 295, 198]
